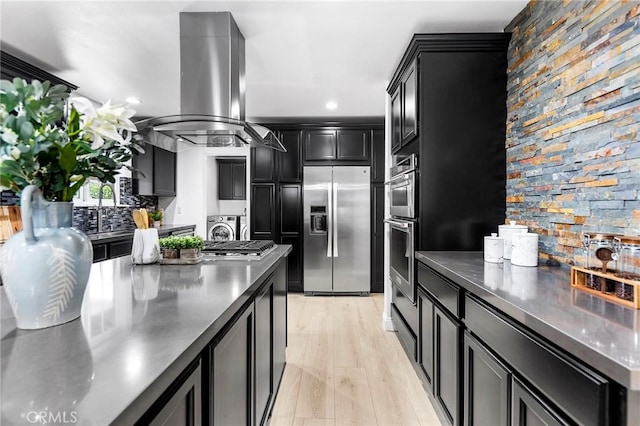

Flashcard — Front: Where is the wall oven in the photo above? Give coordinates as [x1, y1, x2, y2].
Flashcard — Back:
[385, 217, 415, 304]
[387, 154, 417, 219]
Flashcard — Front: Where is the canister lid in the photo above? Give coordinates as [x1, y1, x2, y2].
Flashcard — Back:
[498, 220, 527, 229]
[485, 232, 502, 240]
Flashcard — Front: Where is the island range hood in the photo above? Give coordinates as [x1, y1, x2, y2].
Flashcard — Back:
[135, 12, 286, 152]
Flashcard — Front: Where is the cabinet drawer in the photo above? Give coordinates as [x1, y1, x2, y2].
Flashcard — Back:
[465, 295, 608, 426]
[93, 243, 108, 262]
[110, 240, 133, 259]
[392, 304, 416, 361]
[417, 262, 461, 317]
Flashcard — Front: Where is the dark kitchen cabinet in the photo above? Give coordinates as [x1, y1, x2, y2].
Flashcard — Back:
[371, 183, 385, 293]
[336, 130, 370, 161]
[418, 288, 434, 389]
[390, 88, 401, 153]
[304, 129, 370, 163]
[218, 159, 246, 200]
[401, 58, 418, 144]
[1, 50, 78, 92]
[251, 147, 275, 182]
[371, 129, 385, 183]
[279, 185, 301, 234]
[133, 145, 176, 197]
[277, 131, 302, 182]
[251, 184, 276, 240]
[512, 378, 569, 426]
[281, 234, 302, 293]
[304, 130, 335, 161]
[272, 257, 287, 387]
[92, 243, 108, 262]
[434, 305, 462, 426]
[463, 332, 510, 426]
[211, 303, 254, 426]
[255, 281, 273, 426]
[146, 361, 202, 426]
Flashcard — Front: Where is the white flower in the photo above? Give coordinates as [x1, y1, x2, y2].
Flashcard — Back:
[70, 96, 137, 149]
[10, 146, 20, 160]
[2, 127, 18, 144]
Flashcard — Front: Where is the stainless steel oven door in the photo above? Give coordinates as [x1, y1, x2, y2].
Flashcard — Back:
[385, 218, 415, 304]
[387, 171, 415, 219]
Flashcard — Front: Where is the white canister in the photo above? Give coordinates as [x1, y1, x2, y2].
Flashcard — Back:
[484, 233, 504, 263]
[498, 220, 528, 260]
[511, 232, 539, 267]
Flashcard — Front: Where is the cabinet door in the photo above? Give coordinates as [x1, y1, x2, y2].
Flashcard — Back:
[281, 235, 301, 293]
[232, 162, 246, 200]
[401, 59, 418, 145]
[250, 184, 276, 240]
[371, 129, 385, 183]
[418, 289, 434, 389]
[371, 183, 385, 293]
[277, 131, 302, 182]
[304, 130, 336, 161]
[218, 161, 234, 200]
[132, 145, 154, 195]
[251, 147, 275, 182]
[92, 243, 108, 262]
[512, 378, 570, 426]
[390, 88, 401, 153]
[212, 305, 254, 426]
[336, 129, 369, 161]
[272, 260, 288, 388]
[279, 184, 301, 234]
[109, 239, 133, 259]
[255, 282, 273, 426]
[464, 332, 510, 426]
[148, 362, 202, 426]
[154, 147, 176, 196]
[434, 305, 461, 426]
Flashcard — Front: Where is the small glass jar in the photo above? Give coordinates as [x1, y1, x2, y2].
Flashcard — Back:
[616, 236, 640, 281]
[582, 232, 621, 272]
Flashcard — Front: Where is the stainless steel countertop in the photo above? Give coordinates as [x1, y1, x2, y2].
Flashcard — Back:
[416, 251, 640, 390]
[1, 245, 291, 425]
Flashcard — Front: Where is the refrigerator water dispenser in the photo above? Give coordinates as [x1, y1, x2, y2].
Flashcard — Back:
[309, 206, 327, 234]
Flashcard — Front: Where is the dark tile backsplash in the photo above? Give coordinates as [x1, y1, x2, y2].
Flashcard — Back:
[1, 177, 158, 234]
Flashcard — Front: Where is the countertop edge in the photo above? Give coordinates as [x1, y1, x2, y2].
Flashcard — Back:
[415, 251, 640, 390]
[88, 224, 196, 243]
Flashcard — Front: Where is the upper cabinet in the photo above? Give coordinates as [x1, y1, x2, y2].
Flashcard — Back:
[1, 51, 78, 92]
[218, 158, 246, 200]
[133, 145, 176, 197]
[277, 130, 302, 182]
[390, 58, 418, 154]
[304, 129, 370, 163]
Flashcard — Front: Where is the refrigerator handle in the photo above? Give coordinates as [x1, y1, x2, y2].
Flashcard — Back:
[327, 182, 332, 257]
[333, 182, 338, 257]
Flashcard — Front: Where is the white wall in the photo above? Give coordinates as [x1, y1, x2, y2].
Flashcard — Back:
[159, 144, 250, 239]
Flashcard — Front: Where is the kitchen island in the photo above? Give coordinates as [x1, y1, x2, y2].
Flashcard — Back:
[1, 245, 291, 425]
[414, 251, 639, 426]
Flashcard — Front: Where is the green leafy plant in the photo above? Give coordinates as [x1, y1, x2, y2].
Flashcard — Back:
[158, 236, 180, 250]
[158, 235, 203, 251]
[148, 210, 163, 221]
[0, 78, 145, 202]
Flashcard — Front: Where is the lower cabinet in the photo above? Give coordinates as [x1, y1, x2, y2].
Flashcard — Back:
[463, 332, 510, 426]
[148, 361, 202, 426]
[433, 305, 462, 426]
[255, 281, 273, 426]
[512, 378, 570, 426]
[417, 288, 434, 388]
[211, 304, 255, 426]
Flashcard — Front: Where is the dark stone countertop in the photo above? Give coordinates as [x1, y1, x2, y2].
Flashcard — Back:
[86, 224, 196, 243]
[416, 251, 640, 391]
[1, 245, 291, 425]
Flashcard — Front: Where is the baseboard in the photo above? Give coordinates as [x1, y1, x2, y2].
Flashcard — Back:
[382, 313, 396, 331]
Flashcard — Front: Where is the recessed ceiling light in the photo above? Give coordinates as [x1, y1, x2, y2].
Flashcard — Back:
[125, 96, 142, 105]
[325, 101, 338, 110]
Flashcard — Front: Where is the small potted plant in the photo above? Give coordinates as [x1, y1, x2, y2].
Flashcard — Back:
[179, 235, 204, 260]
[148, 210, 163, 228]
[159, 236, 179, 259]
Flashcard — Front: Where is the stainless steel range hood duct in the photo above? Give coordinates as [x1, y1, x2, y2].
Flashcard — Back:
[135, 12, 285, 152]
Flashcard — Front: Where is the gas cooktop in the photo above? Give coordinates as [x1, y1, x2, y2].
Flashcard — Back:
[202, 240, 275, 256]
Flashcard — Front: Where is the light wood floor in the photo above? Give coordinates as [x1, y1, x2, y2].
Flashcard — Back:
[270, 294, 442, 426]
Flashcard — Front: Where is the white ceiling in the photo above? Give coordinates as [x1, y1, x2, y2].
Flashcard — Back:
[0, 0, 527, 120]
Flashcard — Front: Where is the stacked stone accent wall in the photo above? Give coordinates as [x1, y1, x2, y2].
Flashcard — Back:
[505, 0, 640, 266]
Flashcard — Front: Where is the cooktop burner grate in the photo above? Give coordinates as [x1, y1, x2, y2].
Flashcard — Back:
[202, 240, 275, 255]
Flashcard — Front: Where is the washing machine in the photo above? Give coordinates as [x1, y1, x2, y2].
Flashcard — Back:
[239, 216, 248, 240]
[207, 216, 238, 241]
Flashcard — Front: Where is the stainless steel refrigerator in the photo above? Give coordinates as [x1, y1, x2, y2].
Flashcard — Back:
[303, 166, 370, 294]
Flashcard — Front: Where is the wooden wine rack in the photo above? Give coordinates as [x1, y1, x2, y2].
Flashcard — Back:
[570, 266, 640, 309]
